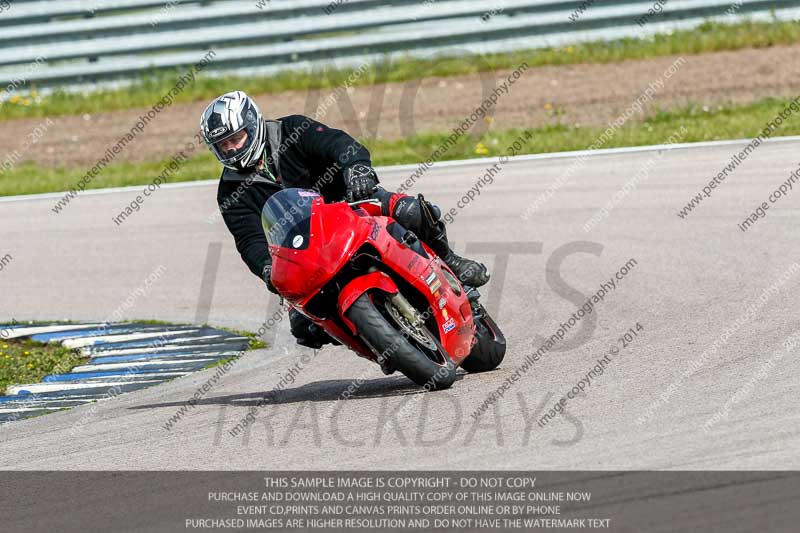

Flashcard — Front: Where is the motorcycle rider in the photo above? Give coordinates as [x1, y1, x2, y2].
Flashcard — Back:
[202, 91, 489, 349]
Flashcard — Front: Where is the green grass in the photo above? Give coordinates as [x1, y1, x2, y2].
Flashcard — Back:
[0, 152, 219, 197]
[0, 321, 266, 389]
[222, 328, 268, 350]
[2, 20, 799, 121]
[2, 96, 799, 197]
[0, 338, 86, 395]
[375, 98, 800, 164]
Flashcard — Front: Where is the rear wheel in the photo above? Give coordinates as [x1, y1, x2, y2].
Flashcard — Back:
[347, 292, 456, 390]
[460, 303, 506, 373]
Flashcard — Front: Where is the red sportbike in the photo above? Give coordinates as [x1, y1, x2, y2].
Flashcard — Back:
[263, 188, 506, 390]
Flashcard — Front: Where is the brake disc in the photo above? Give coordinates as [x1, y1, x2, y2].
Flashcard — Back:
[384, 299, 437, 351]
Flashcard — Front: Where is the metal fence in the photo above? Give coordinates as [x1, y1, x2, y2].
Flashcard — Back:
[0, 0, 797, 90]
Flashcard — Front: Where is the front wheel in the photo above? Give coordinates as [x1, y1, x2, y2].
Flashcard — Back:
[346, 292, 456, 390]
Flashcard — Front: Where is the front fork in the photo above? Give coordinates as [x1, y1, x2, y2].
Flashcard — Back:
[389, 292, 425, 327]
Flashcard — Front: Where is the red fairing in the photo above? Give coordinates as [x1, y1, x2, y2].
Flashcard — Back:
[264, 190, 475, 367]
[269, 196, 372, 307]
[366, 228, 475, 365]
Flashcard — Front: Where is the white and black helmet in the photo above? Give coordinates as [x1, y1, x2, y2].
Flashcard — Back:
[200, 91, 266, 170]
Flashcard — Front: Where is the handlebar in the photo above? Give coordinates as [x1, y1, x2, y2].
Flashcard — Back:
[347, 199, 381, 208]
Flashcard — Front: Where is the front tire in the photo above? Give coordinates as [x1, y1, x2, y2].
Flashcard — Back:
[347, 292, 456, 390]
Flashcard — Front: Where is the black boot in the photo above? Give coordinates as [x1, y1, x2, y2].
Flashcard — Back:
[440, 250, 490, 287]
[289, 309, 338, 349]
[388, 192, 491, 288]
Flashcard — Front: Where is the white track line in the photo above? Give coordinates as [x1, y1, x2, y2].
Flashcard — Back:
[3, 135, 800, 203]
[5, 380, 165, 395]
[1, 323, 106, 339]
[62, 329, 202, 348]
[71, 359, 216, 372]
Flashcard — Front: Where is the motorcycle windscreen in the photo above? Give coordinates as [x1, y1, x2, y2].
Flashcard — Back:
[261, 188, 319, 250]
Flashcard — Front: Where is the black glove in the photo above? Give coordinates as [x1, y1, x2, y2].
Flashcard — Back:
[262, 263, 279, 294]
[344, 163, 378, 202]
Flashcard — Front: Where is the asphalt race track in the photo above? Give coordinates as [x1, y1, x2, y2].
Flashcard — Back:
[1, 137, 799, 471]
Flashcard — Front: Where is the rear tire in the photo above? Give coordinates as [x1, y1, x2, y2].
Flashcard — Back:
[347, 293, 456, 390]
[460, 304, 506, 373]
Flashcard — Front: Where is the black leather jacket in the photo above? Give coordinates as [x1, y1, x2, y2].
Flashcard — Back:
[216, 114, 372, 278]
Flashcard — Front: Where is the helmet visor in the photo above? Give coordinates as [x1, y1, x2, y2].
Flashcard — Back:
[209, 120, 259, 166]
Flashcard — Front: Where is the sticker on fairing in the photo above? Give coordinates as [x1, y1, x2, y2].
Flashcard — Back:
[423, 271, 442, 293]
[443, 318, 456, 333]
[369, 221, 380, 240]
[292, 235, 304, 248]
